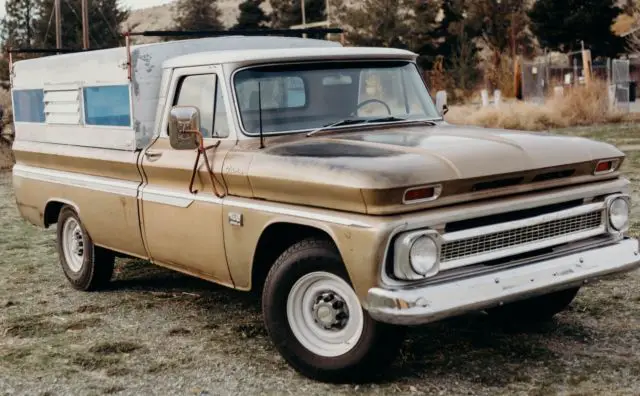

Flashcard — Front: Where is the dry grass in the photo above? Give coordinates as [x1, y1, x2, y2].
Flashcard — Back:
[445, 82, 640, 131]
[0, 88, 14, 170]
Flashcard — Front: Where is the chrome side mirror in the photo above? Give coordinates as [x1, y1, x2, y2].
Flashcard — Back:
[169, 106, 201, 150]
[435, 90, 448, 116]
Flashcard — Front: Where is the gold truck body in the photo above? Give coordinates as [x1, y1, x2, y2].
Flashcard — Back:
[9, 36, 639, 382]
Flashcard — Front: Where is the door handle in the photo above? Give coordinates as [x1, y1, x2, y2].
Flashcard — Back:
[145, 150, 162, 160]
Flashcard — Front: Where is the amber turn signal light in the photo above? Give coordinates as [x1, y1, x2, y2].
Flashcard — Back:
[403, 184, 442, 204]
[594, 159, 620, 175]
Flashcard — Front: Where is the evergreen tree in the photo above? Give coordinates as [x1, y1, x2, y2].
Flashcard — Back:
[436, 0, 480, 93]
[529, 0, 625, 58]
[173, 0, 224, 31]
[33, 0, 129, 49]
[234, 0, 269, 30]
[330, 0, 414, 48]
[466, 0, 534, 91]
[1, 0, 38, 49]
[269, 0, 326, 28]
[468, 0, 534, 59]
[410, 0, 442, 69]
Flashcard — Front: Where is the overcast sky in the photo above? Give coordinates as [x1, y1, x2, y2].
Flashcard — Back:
[0, 0, 175, 18]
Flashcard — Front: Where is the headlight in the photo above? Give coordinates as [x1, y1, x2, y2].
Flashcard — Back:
[410, 236, 439, 276]
[609, 197, 629, 231]
[393, 231, 441, 280]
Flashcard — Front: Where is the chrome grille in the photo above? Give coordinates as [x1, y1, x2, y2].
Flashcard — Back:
[441, 211, 603, 263]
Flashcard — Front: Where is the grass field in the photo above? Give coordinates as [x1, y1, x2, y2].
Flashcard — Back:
[1, 124, 639, 395]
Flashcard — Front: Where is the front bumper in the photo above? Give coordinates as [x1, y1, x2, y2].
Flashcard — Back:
[365, 238, 640, 325]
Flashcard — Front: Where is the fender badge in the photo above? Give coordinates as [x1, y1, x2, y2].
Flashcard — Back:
[228, 212, 243, 227]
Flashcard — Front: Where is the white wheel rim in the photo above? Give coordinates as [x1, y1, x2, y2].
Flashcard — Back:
[61, 217, 85, 273]
[286, 271, 364, 358]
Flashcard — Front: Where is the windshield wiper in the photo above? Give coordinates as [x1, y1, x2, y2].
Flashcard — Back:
[306, 119, 368, 137]
[366, 116, 438, 126]
[306, 116, 437, 137]
[364, 116, 408, 123]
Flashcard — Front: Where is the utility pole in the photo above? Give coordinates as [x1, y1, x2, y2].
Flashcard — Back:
[55, 0, 62, 50]
[301, 0, 307, 38]
[82, 0, 90, 49]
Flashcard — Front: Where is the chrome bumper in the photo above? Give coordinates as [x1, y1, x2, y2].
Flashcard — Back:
[365, 238, 640, 326]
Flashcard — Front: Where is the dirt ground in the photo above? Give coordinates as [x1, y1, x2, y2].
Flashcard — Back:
[1, 124, 639, 396]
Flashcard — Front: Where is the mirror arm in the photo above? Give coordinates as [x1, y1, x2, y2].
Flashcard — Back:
[188, 149, 203, 195]
[184, 130, 226, 198]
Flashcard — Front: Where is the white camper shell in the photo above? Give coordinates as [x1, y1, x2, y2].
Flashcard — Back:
[10, 36, 342, 151]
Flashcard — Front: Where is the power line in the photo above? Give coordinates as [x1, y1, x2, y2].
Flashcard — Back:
[96, 5, 119, 42]
[62, 0, 102, 48]
[42, 1, 56, 46]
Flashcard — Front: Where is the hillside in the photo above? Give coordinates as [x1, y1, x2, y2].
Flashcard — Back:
[124, 0, 273, 43]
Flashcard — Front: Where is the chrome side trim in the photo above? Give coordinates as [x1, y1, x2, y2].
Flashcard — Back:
[141, 188, 196, 208]
[223, 197, 373, 229]
[13, 164, 372, 228]
[12, 164, 139, 197]
[366, 238, 640, 325]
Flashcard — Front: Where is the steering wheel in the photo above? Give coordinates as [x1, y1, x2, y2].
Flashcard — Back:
[354, 98, 392, 116]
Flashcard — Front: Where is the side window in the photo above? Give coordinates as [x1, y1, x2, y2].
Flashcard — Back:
[174, 74, 215, 138]
[213, 80, 230, 138]
[173, 73, 230, 138]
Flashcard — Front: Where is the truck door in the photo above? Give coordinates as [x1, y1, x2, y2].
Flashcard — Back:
[139, 65, 235, 287]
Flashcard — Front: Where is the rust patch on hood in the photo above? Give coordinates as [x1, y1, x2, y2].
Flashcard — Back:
[240, 123, 624, 215]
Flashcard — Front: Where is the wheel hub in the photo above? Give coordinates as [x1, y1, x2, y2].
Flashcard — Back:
[62, 218, 86, 274]
[71, 229, 84, 256]
[312, 291, 349, 330]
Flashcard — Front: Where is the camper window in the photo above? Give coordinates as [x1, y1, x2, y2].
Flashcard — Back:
[13, 89, 45, 123]
[83, 85, 132, 127]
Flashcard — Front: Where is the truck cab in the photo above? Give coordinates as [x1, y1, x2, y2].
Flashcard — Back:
[9, 35, 640, 383]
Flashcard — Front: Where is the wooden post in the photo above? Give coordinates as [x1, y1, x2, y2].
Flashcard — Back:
[582, 49, 592, 86]
[514, 56, 523, 100]
[82, 0, 90, 49]
[55, 0, 62, 51]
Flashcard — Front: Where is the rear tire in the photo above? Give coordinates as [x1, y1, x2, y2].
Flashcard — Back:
[56, 206, 115, 291]
[487, 287, 580, 323]
[262, 238, 404, 383]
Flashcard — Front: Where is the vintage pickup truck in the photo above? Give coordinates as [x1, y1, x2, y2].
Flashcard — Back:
[9, 35, 640, 382]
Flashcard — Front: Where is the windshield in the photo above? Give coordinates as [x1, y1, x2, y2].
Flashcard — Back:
[233, 61, 440, 136]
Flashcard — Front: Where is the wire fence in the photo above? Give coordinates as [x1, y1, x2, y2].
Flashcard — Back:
[521, 56, 639, 112]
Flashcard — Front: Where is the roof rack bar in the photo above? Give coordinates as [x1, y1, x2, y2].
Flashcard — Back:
[128, 27, 344, 37]
[7, 47, 105, 54]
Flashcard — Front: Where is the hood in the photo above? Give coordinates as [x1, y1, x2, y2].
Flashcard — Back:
[243, 123, 624, 215]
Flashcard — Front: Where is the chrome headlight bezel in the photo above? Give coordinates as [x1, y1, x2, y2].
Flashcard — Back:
[606, 195, 630, 233]
[393, 230, 441, 280]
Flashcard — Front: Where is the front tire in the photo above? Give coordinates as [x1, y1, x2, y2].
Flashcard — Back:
[56, 206, 115, 291]
[262, 238, 404, 383]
